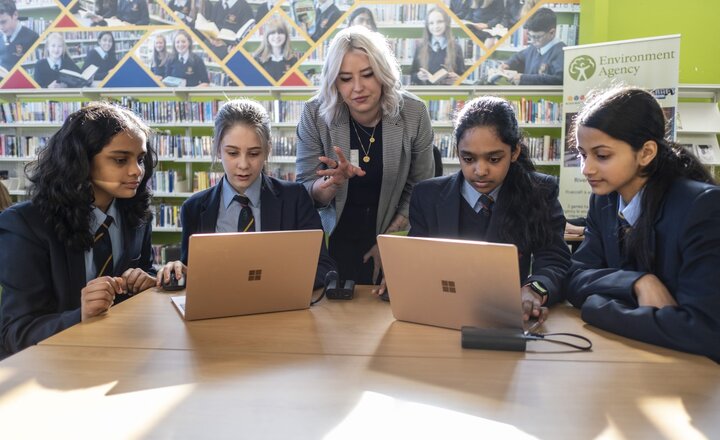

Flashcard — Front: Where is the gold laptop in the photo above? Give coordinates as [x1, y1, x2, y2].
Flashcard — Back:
[171, 230, 323, 320]
[377, 234, 524, 331]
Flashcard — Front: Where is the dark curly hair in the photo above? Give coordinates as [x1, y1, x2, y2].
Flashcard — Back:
[573, 86, 714, 270]
[25, 102, 156, 251]
[454, 96, 556, 254]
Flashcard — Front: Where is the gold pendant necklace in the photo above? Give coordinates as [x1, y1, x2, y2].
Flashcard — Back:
[351, 118, 377, 163]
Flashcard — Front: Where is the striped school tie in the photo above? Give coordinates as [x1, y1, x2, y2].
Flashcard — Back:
[618, 211, 632, 247]
[234, 194, 256, 232]
[93, 215, 114, 277]
[478, 193, 495, 217]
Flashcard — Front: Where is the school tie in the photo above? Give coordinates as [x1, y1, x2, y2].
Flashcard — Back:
[478, 193, 494, 217]
[432, 41, 441, 52]
[618, 211, 632, 247]
[223, 0, 228, 10]
[235, 194, 255, 232]
[93, 215, 114, 277]
[53, 64, 60, 71]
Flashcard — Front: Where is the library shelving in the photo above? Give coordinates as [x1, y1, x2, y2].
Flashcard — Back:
[2, 84, 718, 233]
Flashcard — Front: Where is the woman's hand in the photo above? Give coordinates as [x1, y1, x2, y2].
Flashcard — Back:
[634, 274, 677, 308]
[316, 146, 366, 189]
[81, 276, 124, 321]
[362, 244, 382, 285]
[156, 260, 188, 287]
[385, 214, 408, 234]
[122, 268, 155, 295]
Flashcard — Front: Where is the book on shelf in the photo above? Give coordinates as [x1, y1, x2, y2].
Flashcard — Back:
[162, 76, 187, 87]
[58, 64, 98, 88]
[195, 14, 255, 42]
[486, 68, 517, 85]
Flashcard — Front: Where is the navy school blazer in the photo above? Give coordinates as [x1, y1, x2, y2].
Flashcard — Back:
[565, 178, 720, 361]
[0, 201, 154, 356]
[179, 174, 336, 289]
[408, 171, 571, 304]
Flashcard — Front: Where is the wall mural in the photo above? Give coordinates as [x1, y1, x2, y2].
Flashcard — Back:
[0, 0, 579, 89]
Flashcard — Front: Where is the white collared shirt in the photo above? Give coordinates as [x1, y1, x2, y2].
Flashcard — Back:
[216, 174, 263, 232]
[617, 187, 645, 227]
[461, 179, 502, 213]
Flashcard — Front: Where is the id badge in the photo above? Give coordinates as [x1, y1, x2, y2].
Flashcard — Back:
[350, 150, 360, 167]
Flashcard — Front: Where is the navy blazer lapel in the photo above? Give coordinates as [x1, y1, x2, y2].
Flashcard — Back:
[65, 247, 86, 300]
[437, 172, 462, 236]
[260, 174, 282, 231]
[199, 183, 223, 233]
[602, 194, 623, 267]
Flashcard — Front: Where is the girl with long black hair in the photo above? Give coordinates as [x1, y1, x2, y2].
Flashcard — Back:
[409, 95, 571, 323]
[0, 102, 157, 356]
[567, 86, 720, 361]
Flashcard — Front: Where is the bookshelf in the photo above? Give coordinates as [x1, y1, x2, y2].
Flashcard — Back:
[2, 85, 718, 233]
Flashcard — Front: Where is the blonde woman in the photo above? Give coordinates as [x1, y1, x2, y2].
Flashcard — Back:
[295, 26, 434, 292]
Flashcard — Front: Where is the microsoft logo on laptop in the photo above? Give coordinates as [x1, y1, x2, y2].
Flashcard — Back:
[441, 280, 456, 293]
[248, 269, 262, 281]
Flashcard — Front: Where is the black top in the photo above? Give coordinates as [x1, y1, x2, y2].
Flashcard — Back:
[83, 49, 118, 81]
[259, 55, 298, 81]
[347, 118, 383, 208]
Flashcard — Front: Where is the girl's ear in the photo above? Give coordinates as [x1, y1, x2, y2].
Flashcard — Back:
[510, 144, 521, 162]
[638, 140, 658, 167]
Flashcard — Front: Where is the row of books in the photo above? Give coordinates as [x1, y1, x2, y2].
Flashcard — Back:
[436, 134, 562, 162]
[152, 203, 182, 228]
[509, 98, 563, 124]
[151, 243, 181, 266]
[150, 170, 186, 194]
[1, 101, 84, 123]
[0, 135, 50, 158]
[154, 134, 214, 159]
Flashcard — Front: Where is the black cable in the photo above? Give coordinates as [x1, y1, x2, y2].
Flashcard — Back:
[524, 332, 593, 351]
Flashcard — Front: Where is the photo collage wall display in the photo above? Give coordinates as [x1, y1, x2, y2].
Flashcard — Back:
[0, 0, 579, 89]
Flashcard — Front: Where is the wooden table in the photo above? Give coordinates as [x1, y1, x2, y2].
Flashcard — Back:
[1, 287, 718, 438]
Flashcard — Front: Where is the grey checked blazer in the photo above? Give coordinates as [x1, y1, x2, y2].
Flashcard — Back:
[295, 91, 435, 235]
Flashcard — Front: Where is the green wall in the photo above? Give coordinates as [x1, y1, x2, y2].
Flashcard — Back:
[578, 0, 720, 84]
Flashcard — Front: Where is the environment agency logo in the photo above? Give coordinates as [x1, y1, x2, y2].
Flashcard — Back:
[568, 55, 597, 81]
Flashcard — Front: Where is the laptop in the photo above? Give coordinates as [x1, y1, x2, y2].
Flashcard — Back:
[171, 229, 323, 320]
[377, 234, 525, 331]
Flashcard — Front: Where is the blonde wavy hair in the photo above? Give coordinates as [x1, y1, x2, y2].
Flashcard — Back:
[318, 25, 403, 127]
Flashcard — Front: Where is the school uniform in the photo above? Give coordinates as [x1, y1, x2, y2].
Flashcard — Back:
[408, 171, 570, 304]
[409, 40, 466, 85]
[0, 25, 39, 70]
[168, 0, 195, 25]
[310, 3, 341, 41]
[566, 179, 720, 361]
[0, 201, 154, 356]
[259, 55, 298, 81]
[83, 48, 118, 81]
[450, 0, 504, 41]
[209, 0, 253, 33]
[165, 53, 209, 86]
[33, 56, 81, 88]
[179, 173, 336, 289]
[504, 40, 565, 85]
[116, 0, 150, 25]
